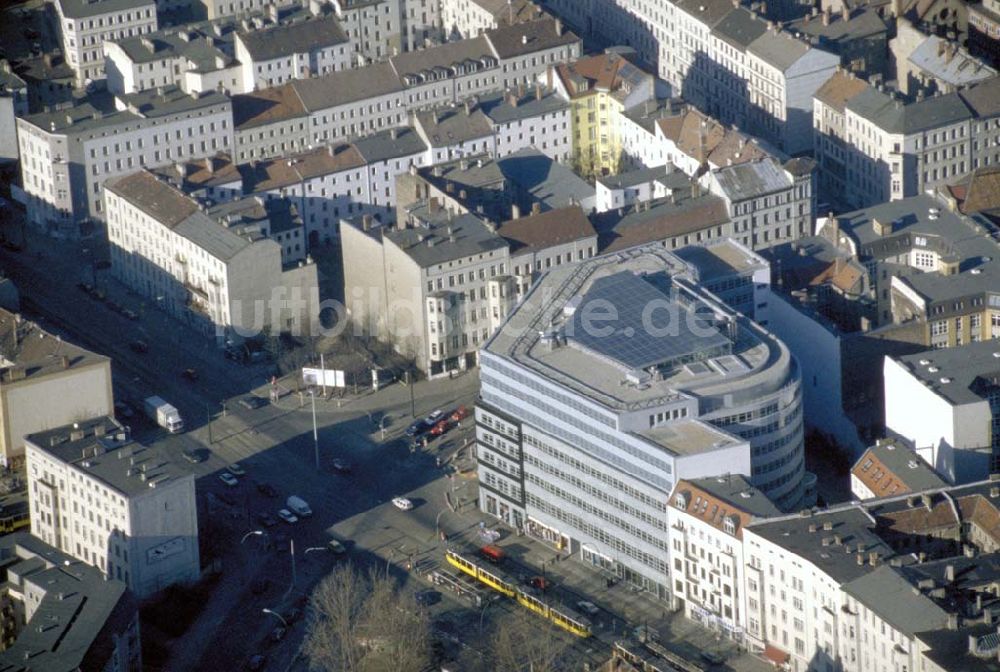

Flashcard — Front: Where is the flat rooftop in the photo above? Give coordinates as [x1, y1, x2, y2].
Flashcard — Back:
[0, 309, 108, 384]
[484, 245, 788, 412]
[26, 417, 192, 498]
[894, 340, 1000, 407]
[636, 418, 743, 456]
[675, 239, 769, 282]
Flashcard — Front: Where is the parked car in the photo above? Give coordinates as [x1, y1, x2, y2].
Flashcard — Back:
[405, 420, 426, 437]
[218, 472, 239, 487]
[327, 539, 347, 554]
[424, 409, 444, 425]
[256, 481, 278, 498]
[181, 368, 199, 382]
[226, 463, 246, 476]
[392, 497, 414, 511]
[331, 458, 352, 474]
[529, 576, 550, 592]
[277, 509, 298, 524]
[429, 419, 451, 437]
[239, 396, 267, 410]
[576, 601, 600, 618]
[129, 340, 148, 354]
[449, 405, 469, 423]
[257, 512, 277, 528]
[182, 448, 207, 464]
[113, 401, 135, 420]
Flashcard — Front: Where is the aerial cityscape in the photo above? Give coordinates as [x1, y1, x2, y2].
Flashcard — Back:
[0, 0, 998, 669]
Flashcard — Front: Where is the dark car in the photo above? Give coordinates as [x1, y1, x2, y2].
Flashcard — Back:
[181, 368, 199, 382]
[256, 481, 278, 498]
[129, 340, 148, 354]
[113, 401, 135, 420]
[182, 448, 207, 464]
[239, 396, 268, 410]
[257, 512, 277, 528]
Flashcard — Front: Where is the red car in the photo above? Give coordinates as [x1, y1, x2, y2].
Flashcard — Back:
[430, 419, 451, 437]
[450, 405, 468, 423]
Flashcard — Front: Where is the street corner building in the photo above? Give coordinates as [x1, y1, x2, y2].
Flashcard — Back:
[474, 244, 811, 601]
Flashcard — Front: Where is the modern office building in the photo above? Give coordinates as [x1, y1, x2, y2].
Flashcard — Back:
[25, 417, 200, 599]
[476, 245, 809, 599]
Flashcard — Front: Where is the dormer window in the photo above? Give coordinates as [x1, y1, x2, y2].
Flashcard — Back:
[675, 492, 689, 510]
[723, 516, 737, 535]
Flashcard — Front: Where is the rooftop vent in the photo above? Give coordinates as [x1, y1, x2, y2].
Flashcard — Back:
[940, 377, 952, 384]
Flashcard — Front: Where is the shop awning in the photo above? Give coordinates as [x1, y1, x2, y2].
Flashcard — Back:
[763, 645, 790, 667]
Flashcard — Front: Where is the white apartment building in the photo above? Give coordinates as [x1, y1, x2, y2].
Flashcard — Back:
[17, 86, 233, 236]
[232, 17, 581, 163]
[105, 170, 320, 341]
[814, 72, 1000, 209]
[235, 14, 352, 91]
[885, 341, 1000, 481]
[105, 27, 244, 96]
[700, 157, 815, 249]
[441, 0, 542, 39]
[196, 0, 269, 20]
[479, 86, 572, 161]
[331, 0, 440, 62]
[667, 476, 781, 639]
[25, 417, 200, 599]
[55, 0, 158, 86]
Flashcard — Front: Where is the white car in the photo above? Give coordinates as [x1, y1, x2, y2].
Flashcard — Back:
[277, 509, 299, 524]
[424, 409, 444, 425]
[226, 463, 246, 476]
[577, 601, 600, 617]
[218, 472, 239, 487]
[392, 497, 414, 511]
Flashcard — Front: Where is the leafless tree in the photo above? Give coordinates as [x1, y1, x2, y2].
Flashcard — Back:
[303, 563, 432, 672]
[488, 608, 567, 672]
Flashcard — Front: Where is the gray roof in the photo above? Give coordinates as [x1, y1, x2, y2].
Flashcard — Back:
[386, 208, 508, 268]
[21, 87, 230, 135]
[389, 36, 494, 80]
[496, 147, 594, 211]
[788, 8, 888, 43]
[681, 474, 783, 518]
[478, 89, 570, 125]
[238, 14, 348, 61]
[0, 64, 27, 92]
[917, 621, 1000, 672]
[0, 533, 134, 672]
[836, 194, 1000, 305]
[676, 239, 770, 281]
[908, 36, 996, 87]
[414, 106, 494, 147]
[292, 61, 403, 111]
[598, 165, 672, 190]
[894, 340, 1000, 407]
[57, 0, 154, 19]
[674, 0, 738, 28]
[711, 7, 768, 49]
[845, 86, 973, 134]
[959, 75, 1000, 117]
[747, 505, 894, 583]
[855, 440, 949, 492]
[352, 126, 428, 163]
[842, 566, 950, 635]
[484, 17, 579, 59]
[711, 158, 792, 201]
[25, 417, 193, 498]
[113, 28, 231, 68]
[747, 28, 811, 71]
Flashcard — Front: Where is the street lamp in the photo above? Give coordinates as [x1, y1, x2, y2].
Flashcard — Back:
[309, 389, 319, 470]
[241, 530, 265, 545]
[262, 608, 288, 628]
[304, 546, 326, 556]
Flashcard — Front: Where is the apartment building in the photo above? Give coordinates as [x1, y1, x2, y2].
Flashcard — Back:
[0, 309, 113, 468]
[813, 71, 1000, 209]
[477, 86, 572, 161]
[850, 438, 948, 500]
[441, 0, 543, 39]
[547, 52, 656, 176]
[700, 157, 815, 250]
[786, 7, 889, 78]
[55, 0, 158, 86]
[667, 475, 781, 638]
[968, 0, 1000, 65]
[0, 534, 140, 672]
[885, 341, 1000, 480]
[25, 416, 200, 599]
[900, 33, 996, 96]
[195, 0, 270, 20]
[17, 86, 233, 236]
[232, 17, 581, 162]
[105, 170, 319, 341]
[0, 64, 27, 163]
[331, 0, 441, 61]
[235, 13, 352, 91]
[476, 245, 808, 602]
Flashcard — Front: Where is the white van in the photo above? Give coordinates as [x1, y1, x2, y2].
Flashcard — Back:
[286, 495, 312, 517]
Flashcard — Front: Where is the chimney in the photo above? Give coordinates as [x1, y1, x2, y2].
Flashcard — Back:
[204, 156, 215, 173]
[856, 553, 864, 565]
[945, 564, 955, 582]
[429, 197, 440, 213]
[808, 523, 817, 533]
[531, 202, 542, 216]
[535, 83, 543, 101]
[823, 6, 831, 25]
[922, 493, 933, 510]
[947, 613, 959, 630]
[842, 6, 850, 21]
[362, 214, 372, 232]
[464, 99, 474, 116]
[458, 189, 467, 200]
[868, 551, 879, 566]
[823, 521, 833, 531]
[391, 127, 399, 140]
[555, 18, 564, 36]
[511, 203, 521, 219]
[834, 533, 843, 545]
[43, 53, 54, 69]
